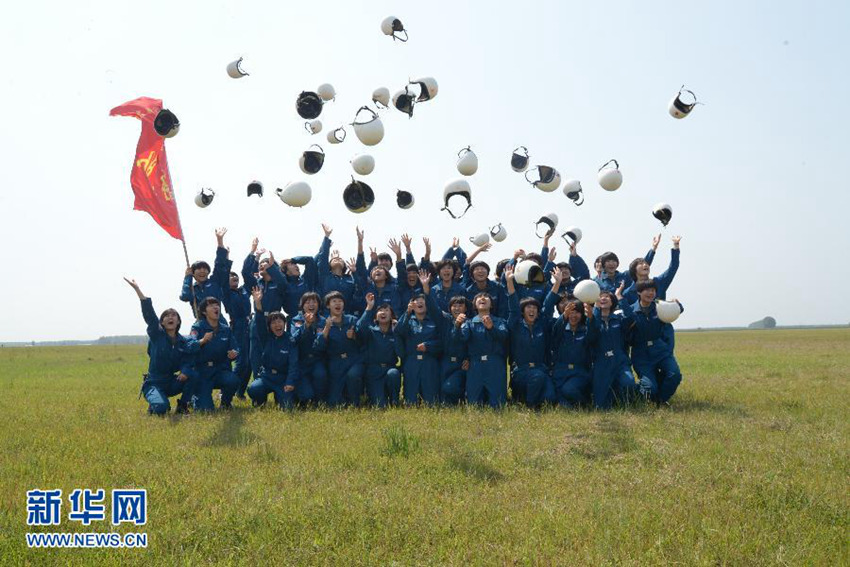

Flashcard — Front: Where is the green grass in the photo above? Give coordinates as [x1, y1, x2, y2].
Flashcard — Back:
[0, 329, 848, 565]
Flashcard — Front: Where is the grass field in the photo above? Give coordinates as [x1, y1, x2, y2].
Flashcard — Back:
[0, 329, 848, 565]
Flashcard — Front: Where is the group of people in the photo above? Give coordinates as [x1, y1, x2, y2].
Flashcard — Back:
[126, 223, 684, 414]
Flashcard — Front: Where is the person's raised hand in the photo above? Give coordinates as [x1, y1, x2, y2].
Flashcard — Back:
[322, 224, 332, 238]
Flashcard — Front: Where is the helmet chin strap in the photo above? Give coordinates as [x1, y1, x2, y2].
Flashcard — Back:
[442, 197, 472, 219]
[393, 29, 409, 42]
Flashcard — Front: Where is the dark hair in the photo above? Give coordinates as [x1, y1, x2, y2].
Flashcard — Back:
[525, 253, 544, 267]
[564, 300, 587, 324]
[598, 291, 618, 309]
[594, 256, 603, 268]
[377, 253, 393, 264]
[411, 293, 426, 303]
[629, 258, 650, 282]
[435, 259, 455, 274]
[374, 303, 395, 320]
[635, 279, 657, 293]
[449, 295, 468, 309]
[266, 312, 286, 331]
[472, 292, 492, 307]
[159, 308, 182, 332]
[324, 291, 345, 307]
[519, 297, 541, 315]
[191, 261, 211, 274]
[371, 265, 389, 280]
[198, 297, 221, 318]
[599, 252, 619, 267]
[469, 260, 490, 276]
[495, 259, 510, 279]
[300, 291, 320, 310]
[405, 263, 419, 274]
[556, 262, 571, 273]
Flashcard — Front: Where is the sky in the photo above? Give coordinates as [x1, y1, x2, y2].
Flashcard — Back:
[0, 0, 848, 341]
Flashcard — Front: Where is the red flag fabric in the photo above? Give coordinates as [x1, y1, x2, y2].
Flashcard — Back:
[110, 97, 184, 241]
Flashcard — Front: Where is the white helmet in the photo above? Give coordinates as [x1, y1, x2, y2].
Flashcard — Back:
[490, 223, 507, 242]
[514, 259, 544, 286]
[561, 226, 582, 246]
[535, 212, 558, 237]
[393, 87, 416, 117]
[669, 86, 698, 119]
[598, 159, 623, 191]
[327, 126, 346, 144]
[396, 190, 414, 209]
[562, 179, 584, 206]
[442, 179, 472, 219]
[372, 87, 391, 109]
[456, 147, 478, 176]
[351, 106, 384, 146]
[351, 154, 375, 176]
[154, 109, 179, 138]
[247, 180, 263, 198]
[469, 233, 490, 247]
[573, 280, 600, 304]
[298, 145, 325, 175]
[526, 165, 561, 192]
[343, 178, 375, 213]
[296, 91, 323, 119]
[194, 187, 215, 208]
[317, 83, 336, 102]
[304, 119, 322, 134]
[276, 181, 312, 208]
[511, 146, 530, 172]
[656, 300, 682, 323]
[381, 16, 408, 41]
[652, 202, 673, 227]
[226, 57, 249, 78]
[410, 77, 438, 102]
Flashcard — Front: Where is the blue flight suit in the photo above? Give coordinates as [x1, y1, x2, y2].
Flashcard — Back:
[394, 259, 424, 314]
[629, 300, 683, 403]
[355, 252, 402, 317]
[507, 292, 554, 408]
[313, 315, 364, 407]
[550, 316, 593, 407]
[432, 279, 468, 314]
[138, 298, 197, 415]
[462, 278, 508, 320]
[180, 246, 230, 317]
[282, 254, 320, 318]
[188, 318, 240, 411]
[367, 250, 416, 284]
[222, 262, 253, 398]
[356, 309, 402, 407]
[316, 236, 357, 313]
[588, 304, 638, 409]
[434, 306, 468, 405]
[289, 313, 328, 403]
[247, 312, 303, 408]
[502, 245, 555, 306]
[456, 314, 509, 408]
[395, 295, 443, 405]
[594, 248, 655, 294]
[243, 257, 287, 373]
[621, 248, 680, 306]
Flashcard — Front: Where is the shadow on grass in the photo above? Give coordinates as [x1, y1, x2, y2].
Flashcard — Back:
[446, 450, 504, 483]
[201, 408, 261, 447]
[567, 418, 638, 460]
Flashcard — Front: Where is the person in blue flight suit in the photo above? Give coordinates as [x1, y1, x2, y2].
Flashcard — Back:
[504, 264, 560, 408]
[356, 293, 402, 407]
[454, 242, 508, 320]
[629, 280, 684, 406]
[395, 270, 444, 405]
[355, 227, 401, 316]
[593, 235, 661, 294]
[280, 251, 319, 319]
[242, 243, 288, 371]
[454, 291, 510, 408]
[551, 299, 594, 408]
[180, 228, 231, 317]
[436, 296, 470, 405]
[500, 230, 557, 305]
[587, 285, 638, 410]
[188, 297, 240, 411]
[316, 224, 357, 313]
[125, 278, 196, 415]
[246, 288, 304, 408]
[432, 258, 467, 314]
[313, 291, 364, 407]
[622, 235, 681, 306]
[289, 292, 328, 404]
[223, 268, 252, 400]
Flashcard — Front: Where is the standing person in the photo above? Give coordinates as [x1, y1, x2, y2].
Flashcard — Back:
[389, 237, 425, 311]
[504, 264, 559, 408]
[629, 280, 684, 406]
[188, 297, 240, 411]
[622, 236, 682, 306]
[355, 227, 400, 316]
[316, 224, 357, 313]
[223, 267, 252, 400]
[432, 256, 467, 314]
[246, 288, 304, 409]
[124, 278, 196, 415]
[280, 250, 319, 320]
[460, 243, 507, 319]
[289, 292, 328, 404]
[314, 291, 364, 407]
[587, 285, 637, 410]
[551, 300, 594, 408]
[180, 228, 231, 317]
[455, 292, 510, 408]
[436, 296, 470, 405]
[593, 235, 660, 294]
[356, 293, 402, 407]
[395, 270, 443, 405]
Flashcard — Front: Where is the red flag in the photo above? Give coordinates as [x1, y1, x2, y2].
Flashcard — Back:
[110, 97, 184, 241]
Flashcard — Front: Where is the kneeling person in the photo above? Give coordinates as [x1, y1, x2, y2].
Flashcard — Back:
[189, 297, 240, 411]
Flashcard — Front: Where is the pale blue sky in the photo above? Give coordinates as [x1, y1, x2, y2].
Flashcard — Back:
[0, 0, 848, 340]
